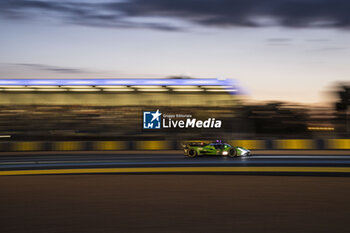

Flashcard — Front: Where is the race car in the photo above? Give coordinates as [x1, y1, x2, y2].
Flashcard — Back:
[183, 140, 251, 158]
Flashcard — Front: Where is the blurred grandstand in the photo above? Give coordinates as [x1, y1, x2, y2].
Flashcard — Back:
[0, 78, 348, 141]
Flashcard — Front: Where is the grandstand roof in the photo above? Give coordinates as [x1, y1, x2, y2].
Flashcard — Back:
[0, 78, 241, 94]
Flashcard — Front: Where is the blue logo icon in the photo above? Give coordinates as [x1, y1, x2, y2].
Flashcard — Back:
[143, 109, 162, 129]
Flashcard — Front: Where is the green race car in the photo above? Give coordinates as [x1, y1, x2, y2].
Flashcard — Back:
[183, 140, 251, 158]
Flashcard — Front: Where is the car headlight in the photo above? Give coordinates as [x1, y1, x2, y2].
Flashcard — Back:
[238, 148, 250, 156]
[222, 151, 228, 155]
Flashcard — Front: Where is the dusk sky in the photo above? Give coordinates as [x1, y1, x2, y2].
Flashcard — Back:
[0, 0, 349, 104]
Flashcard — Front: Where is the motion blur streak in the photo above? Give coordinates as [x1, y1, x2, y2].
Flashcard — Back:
[1, 167, 350, 176]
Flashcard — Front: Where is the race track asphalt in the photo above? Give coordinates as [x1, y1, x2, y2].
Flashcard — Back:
[1, 151, 350, 233]
[1, 151, 350, 175]
[1, 175, 350, 233]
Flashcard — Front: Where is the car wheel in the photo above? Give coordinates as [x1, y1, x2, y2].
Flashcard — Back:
[188, 149, 197, 158]
[228, 149, 237, 158]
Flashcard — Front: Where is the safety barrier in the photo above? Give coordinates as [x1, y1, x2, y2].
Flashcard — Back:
[273, 139, 316, 150]
[0, 139, 349, 152]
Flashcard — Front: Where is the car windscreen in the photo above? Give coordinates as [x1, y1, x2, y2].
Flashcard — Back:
[209, 143, 224, 149]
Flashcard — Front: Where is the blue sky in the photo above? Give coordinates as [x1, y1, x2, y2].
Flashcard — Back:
[0, 0, 349, 103]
